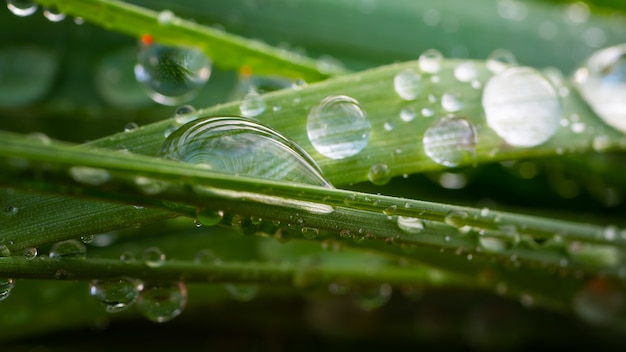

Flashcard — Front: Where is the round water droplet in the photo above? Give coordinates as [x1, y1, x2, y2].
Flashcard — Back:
[445, 210, 469, 228]
[368, 163, 391, 186]
[137, 282, 187, 323]
[397, 217, 424, 234]
[69, 166, 111, 186]
[0, 245, 10, 257]
[240, 90, 266, 117]
[120, 251, 135, 263]
[423, 115, 477, 167]
[49, 240, 86, 260]
[23, 247, 37, 259]
[174, 104, 197, 125]
[195, 208, 224, 227]
[301, 227, 320, 240]
[572, 44, 626, 134]
[482, 67, 561, 147]
[354, 284, 392, 311]
[393, 69, 422, 101]
[441, 91, 463, 112]
[0, 278, 15, 301]
[454, 60, 477, 82]
[486, 49, 517, 73]
[96, 48, 152, 108]
[157, 9, 175, 25]
[307, 95, 370, 159]
[143, 247, 166, 267]
[6, 0, 37, 16]
[225, 284, 259, 302]
[124, 122, 138, 132]
[400, 107, 417, 122]
[134, 43, 211, 105]
[80, 235, 94, 244]
[0, 47, 57, 107]
[383, 205, 397, 216]
[89, 278, 140, 313]
[419, 49, 443, 74]
[421, 108, 434, 117]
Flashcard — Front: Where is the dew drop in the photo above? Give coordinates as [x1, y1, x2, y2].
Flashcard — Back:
[225, 284, 259, 302]
[400, 107, 417, 122]
[421, 108, 434, 117]
[194, 249, 221, 264]
[174, 104, 197, 124]
[482, 67, 561, 147]
[95, 48, 152, 108]
[23, 247, 37, 260]
[419, 49, 443, 74]
[80, 235, 94, 244]
[479, 236, 508, 253]
[444, 210, 469, 228]
[124, 122, 139, 132]
[454, 60, 477, 82]
[486, 49, 517, 73]
[143, 247, 166, 267]
[397, 216, 424, 234]
[240, 90, 266, 117]
[307, 95, 370, 159]
[6, 0, 37, 16]
[441, 91, 463, 112]
[301, 226, 320, 240]
[134, 43, 211, 105]
[43, 7, 65, 22]
[157, 9, 175, 25]
[195, 208, 224, 227]
[0, 245, 10, 257]
[137, 282, 187, 323]
[0, 278, 15, 301]
[572, 44, 626, 134]
[367, 163, 391, 186]
[69, 166, 111, 186]
[393, 68, 422, 100]
[89, 278, 140, 313]
[423, 115, 477, 167]
[5, 205, 18, 216]
[49, 240, 86, 260]
[120, 251, 135, 263]
[383, 205, 397, 216]
[354, 284, 392, 311]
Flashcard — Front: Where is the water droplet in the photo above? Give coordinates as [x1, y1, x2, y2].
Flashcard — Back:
[573, 278, 626, 325]
[124, 122, 139, 132]
[43, 7, 65, 22]
[307, 95, 370, 159]
[137, 282, 187, 323]
[421, 108, 434, 117]
[225, 284, 259, 302]
[400, 107, 417, 122]
[368, 164, 391, 186]
[479, 237, 508, 253]
[441, 91, 463, 112]
[520, 292, 534, 307]
[482, 67, 561, 147]
[423, 115, 477, 167]
[419, 49, 443, 74]
[69, 166, 111, 186]
[486, 49, 517, 73]
[195, 208, 224, 227]
[6, 0, 37, 16]
[5, 205, 18, 216]
[0, 245, 10, 257]
[157, 9, 175, 25]
[445, 210, 469, 228]
[134, 43, 211, 105]
[592, 135, 612, 151]
[174, 104, 197, 124]
[397, 217, 424, 234]
[393, 68, 422, 100]
[95, 48, 151, 108]
[23, 247, 37, 259]
[0, 47, 57, 107]
[383, 205, 397, 216]
[120, 251, 135, 263]
[80, 235, 94, 244]
[143, 247, 166, 267]
[301, 227, 320, 240]
[89, 278, 141, 313]
[0, 278, 15, 301]
[354, 284, 392, 311]
[454, 61, 477, 82]
[240, 90, 266, 117]
[194, 249, 221, 264]
[49, 240, 86, 260]
[572, 44, 626, 134]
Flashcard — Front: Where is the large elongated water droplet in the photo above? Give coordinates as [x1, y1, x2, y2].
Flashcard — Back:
[572, 44, 626, 134]
[89, 278, 141, 313]
[134, 43, 211, 105]
[137, 282, 187, 323]
[307, 95, 371, 159]
[6, 0, 37, 16]
[49, 240, 86, 260]
[423, 115, 477, 167]
[482, 67, 561, 147]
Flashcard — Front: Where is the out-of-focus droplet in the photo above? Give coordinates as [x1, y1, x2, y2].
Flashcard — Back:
[423, 115, 477, 167]
[225, 284, 259, 302]
[454, 60, 477, 82]
[137, 282, 187, 323]
[367, 163, 391, 186]
[354, 284, 392, 311]
[6, 0, 37, 17]
[143, 247, 166, 268]
[486, 49, 517, 73]
[397, 217, 424, 234]
[69, 166, 111, 186]
[419, 49, 443, 74]
[0, 278, 15, 301]
[240, 89, 266, 117]
[394, 68, 422, 101]
[89, 278, 141, 313]
[0, 47, 57, 107]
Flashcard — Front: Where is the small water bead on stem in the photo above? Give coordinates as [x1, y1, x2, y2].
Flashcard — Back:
[137, 282, 187, 323]
[143, 247, 166, 268]
[195, 208, 224, 227]
[134, 41, 211, 106]
[240, 89, 266, 117]
[23, 247, 37, 259]
[43, 7, 65, 22]
[367, 163, 391, 186]
[89, 278, 141, 313]
[486, 49, 518, 73]
[397, 216, 425, 234]
[400, 107, 417, 122]
[422, 115, 477, 167]
[0, 278, 15, 301]
[572, 44, 626, 134]
[454, 60, 478, 82]
[69, 166, 111, 186]
[6, 0, 37, 16]
[418, 49, 443, 74]
[393, 69, 422, 100]
[49, 239, 86, 260]
[441, 91, 463, 112]
[307, 95, 371, 160]
[482, 67, 561, 147]
[174, 104, 197, 125]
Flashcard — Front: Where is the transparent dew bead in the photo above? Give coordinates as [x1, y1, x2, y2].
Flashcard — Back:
[482, 67, 561, 147]
[195, 208, 224, 227]
[6, 0, 37, 17]
[572, 44, 626, 134]
[23, 247, 37, 260]
[419, 49, 443, 74]
[454, 60, 477, 82]
[397, 216, 425, 234]
[486, 49, 518, 73]
[441, 91, 463, 112]
[0, 278, 15, 301]
[89, 278, 141, 313]
[43, 7, 65, 22]
[353, 284, 393, 312]
[393, 68, 423, 101]
[174, 104, 197, 125]
[134, 43, 211, 106]
[400, 107, 417, 122]
[301, 227, 320, 240]
[49, 239, 86, 260]
[225, 284, 259, 302]
[239, 90, 266, 117]
[307, 95, 371, 159]
[367, 163, 391, 186]
[422, 115, 477, 167]
[69, 166, 111, 186]
[137, 282, 187, 323]
[143, 247, 166, 268]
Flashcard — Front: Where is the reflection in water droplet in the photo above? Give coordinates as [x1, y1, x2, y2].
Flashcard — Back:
[6, 0, 37, 16]
[0, 47, 57, 107]
[394, 69, 422, 100]
[134, 43, 211, 105]
[307, 95, 370, 159]
[368, 164, 391, 186]
[143, 247, 166, 267]
[482, 67, 561, 147]
[49, 240, 86, 260]
[240, 90, 266, 117]
[137, 282, 187, 323]
[486, 49, 517, 73]
[225, 284, 259, 302]
[0, 278, 15, 301]
[423, 115, 477, 167]
[419, 49, 443, 74]
[354, 284, 392, 311]
[89, 278, 140, 313]
[572, 44, 626, 134]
